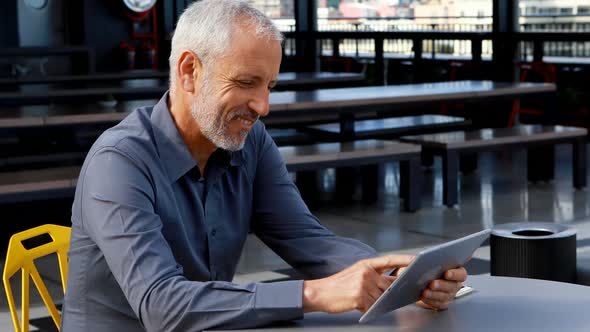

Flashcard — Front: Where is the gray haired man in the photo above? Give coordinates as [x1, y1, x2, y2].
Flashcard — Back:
[61, 1, 466, 331]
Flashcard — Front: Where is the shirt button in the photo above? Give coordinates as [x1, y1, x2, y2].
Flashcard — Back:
[211, 229, 216, 237]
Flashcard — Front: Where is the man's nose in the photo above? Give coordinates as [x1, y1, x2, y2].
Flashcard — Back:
[248, 89, 270, 117]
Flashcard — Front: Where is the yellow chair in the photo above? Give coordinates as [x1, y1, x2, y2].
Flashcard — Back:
[3, 224, 71, 332]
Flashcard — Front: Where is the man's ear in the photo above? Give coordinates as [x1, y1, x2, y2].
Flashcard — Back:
[177, 50, 204, 94]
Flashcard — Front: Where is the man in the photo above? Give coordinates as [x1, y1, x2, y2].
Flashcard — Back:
[61, 1, 467, 331]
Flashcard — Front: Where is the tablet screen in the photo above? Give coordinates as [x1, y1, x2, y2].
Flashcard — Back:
[359, 229, 491, 323]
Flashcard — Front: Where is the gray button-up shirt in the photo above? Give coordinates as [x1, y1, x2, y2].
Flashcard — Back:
[61, 94, 377, 332]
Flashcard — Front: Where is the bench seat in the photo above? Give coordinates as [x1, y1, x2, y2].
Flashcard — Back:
[280, 139, 420, 172]
[302, 115, 472, 141]
[0, 151, 87, 172]
[0, 128, 310, 173]
[401, 125, 587, 207]
[0, 140, 423, 212]
[279, 139, 422, 211]
[0, 166, 80, 204]
[267, 129, 315, 147]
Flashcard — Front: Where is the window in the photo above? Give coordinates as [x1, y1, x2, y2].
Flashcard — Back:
[524, 7, 537, 15]
[560, 8, 573, 15]
[520, 0, 590, 32]
[538, 7, 558, 15]
[247, 0, 295, 32]
[317, 0, 493, 32]
[519, 0, 590, 61]
[315, 0, 493, 59]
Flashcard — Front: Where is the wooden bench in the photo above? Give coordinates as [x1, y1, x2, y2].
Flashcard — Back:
[0, 129, 312, 173]
[279, 139, 422, 212]
[0, 140, 422, 211]
[0, 151, 87, 172]
[0, 166, 80, 204]
[401, 125, 587, 207]
[302, 115, 472, 141]
[267, 129, 315, 147]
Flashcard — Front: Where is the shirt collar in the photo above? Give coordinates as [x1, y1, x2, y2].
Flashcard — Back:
[151, 92, 243, 183]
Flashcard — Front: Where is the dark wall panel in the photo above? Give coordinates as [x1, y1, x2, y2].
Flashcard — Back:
[83, 1, 131, 72]
[0, 1, 18, 47]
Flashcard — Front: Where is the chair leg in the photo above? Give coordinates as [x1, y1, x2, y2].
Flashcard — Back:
[573, 138, 587, 189]
[442, 150, 459, 207]
[508, 99, 519, 128]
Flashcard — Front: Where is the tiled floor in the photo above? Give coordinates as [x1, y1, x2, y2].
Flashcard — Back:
[2, 144, 590, 331]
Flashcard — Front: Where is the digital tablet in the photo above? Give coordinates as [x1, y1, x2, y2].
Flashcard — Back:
[359, 229, 491, 323]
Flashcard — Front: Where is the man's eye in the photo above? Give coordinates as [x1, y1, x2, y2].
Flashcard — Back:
[239, 80, 254, 87]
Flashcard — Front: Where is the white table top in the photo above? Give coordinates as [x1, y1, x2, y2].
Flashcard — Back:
[214, 275, 590, 332]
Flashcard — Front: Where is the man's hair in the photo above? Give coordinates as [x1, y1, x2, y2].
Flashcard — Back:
[169, 0, 284, 91]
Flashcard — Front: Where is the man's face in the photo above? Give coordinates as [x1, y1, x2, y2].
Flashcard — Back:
[191, 25, 282, 151]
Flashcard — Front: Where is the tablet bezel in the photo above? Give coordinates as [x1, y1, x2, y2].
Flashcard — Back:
[359, 229, 491, 323]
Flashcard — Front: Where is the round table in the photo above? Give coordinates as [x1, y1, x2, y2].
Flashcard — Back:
[217, 275, 590, 332]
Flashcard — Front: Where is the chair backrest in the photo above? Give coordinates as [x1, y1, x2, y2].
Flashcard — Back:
[447, 60, 475, 81]
[517, 61, 557, 83]
[3, 224, 71, 332]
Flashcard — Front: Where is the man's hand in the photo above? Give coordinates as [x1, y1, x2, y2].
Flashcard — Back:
[417, 267, 468, 311]
[302, 255, 414, 313]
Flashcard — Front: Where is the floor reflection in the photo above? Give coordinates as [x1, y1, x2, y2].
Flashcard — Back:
[237, 144, 590, 273]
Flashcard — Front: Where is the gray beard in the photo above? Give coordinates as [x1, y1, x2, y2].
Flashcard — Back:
[190, 80, 251, 152]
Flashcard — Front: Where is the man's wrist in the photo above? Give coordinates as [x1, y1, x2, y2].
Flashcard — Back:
[302, 280, 320, 313]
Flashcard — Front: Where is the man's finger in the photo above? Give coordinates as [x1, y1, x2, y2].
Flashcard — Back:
[394, 267, 407, 277]
[366, 284, 383, 306]
[444, 267, 468, 282]
[428, 279, 462, 294]
[423, 289, 455, 303]
[420, 298, 451, 311]
[416, 300, 437, 310]
[376, 275, 396, 291]
[365, 255, 415, 273]
[362, 292, 379, 313]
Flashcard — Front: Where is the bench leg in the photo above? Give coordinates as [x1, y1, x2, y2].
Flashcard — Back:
[361, 164, 379, 204]
[442, 151, 459, 207]
[295, 171, 318, 207]
[401, 158, 421, 212]
[400, 161, 408, 199]
[528, 146, 554, 182]
[573, 138, 587, 189]
[421, 152, 434, 168]
[460, 153, 478, 174]
[335, 167, 357, 202]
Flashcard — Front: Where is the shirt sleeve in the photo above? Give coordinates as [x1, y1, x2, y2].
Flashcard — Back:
[80, 146, 304, 332]
[251, 128, 378, 280]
